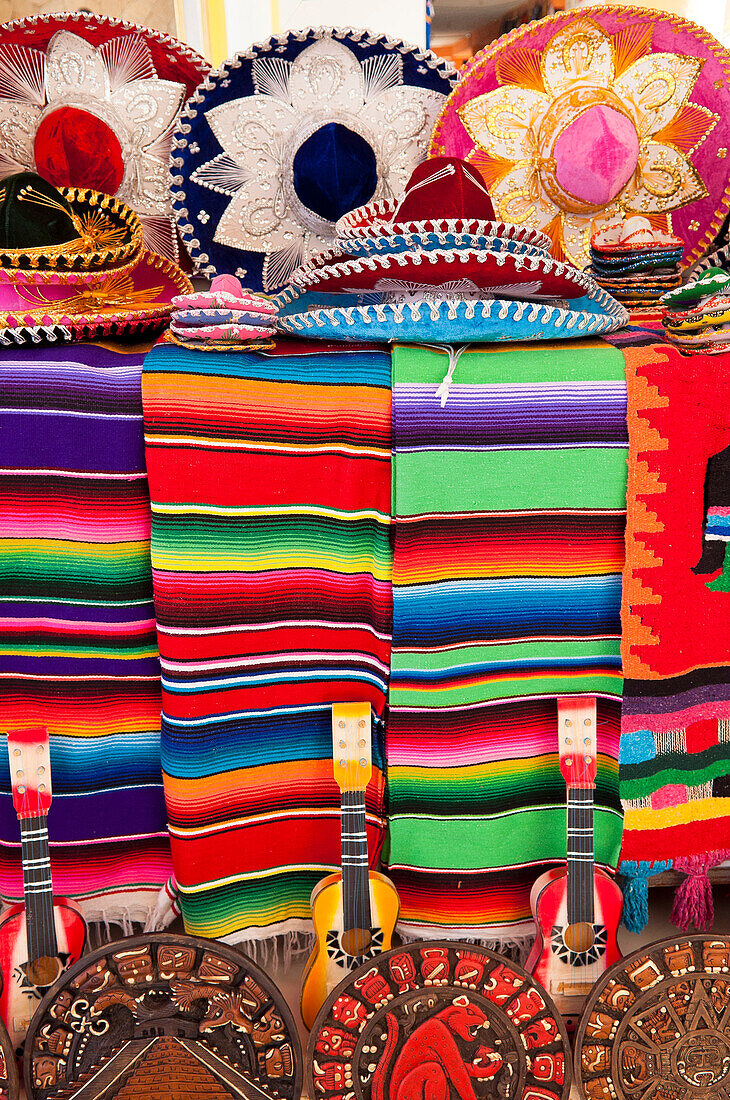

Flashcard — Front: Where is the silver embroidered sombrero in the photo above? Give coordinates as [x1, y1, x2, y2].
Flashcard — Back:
[170, 27, 457, 291]
[0, 12, 209, 263]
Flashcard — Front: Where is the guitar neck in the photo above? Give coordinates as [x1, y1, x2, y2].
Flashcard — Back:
[19, 814, 59, 961]
[566, 788, 595, 925]
[340, 789, 371, 935]
[558, 697, 597, 927]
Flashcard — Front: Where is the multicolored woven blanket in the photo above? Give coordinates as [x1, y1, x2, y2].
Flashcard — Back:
[142, 337, 392, 948]
[386, 342, 627, 949]
[0, 343, 172, 926]
[619, 343, 730, 932]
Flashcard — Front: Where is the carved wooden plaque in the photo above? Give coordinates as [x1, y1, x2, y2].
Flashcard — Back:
[576, 935, 730, 1100]
[306, 940, 571, 1100]
[23, 933, 302, 1100]
[0, 1013, 19, 1100]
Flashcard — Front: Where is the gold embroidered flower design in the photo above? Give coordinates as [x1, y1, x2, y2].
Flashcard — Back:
[457, 18, 717, 268]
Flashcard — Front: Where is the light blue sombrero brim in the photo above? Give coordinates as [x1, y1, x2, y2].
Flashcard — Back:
[276, 293, 628, 343]
[332, 232, 549, 259]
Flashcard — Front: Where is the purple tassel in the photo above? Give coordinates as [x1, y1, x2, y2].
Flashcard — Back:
[671, 850, 730, 932]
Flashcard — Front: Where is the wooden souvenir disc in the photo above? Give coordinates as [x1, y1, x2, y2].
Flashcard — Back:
[306, 940, 571, 1100]
[23, 933, 302, 1100]
[0, 1012, 19, 1100]
[576, 934, 730, 1100]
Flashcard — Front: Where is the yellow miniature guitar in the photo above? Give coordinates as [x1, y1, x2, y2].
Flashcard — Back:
[301, 703, 400, 1031]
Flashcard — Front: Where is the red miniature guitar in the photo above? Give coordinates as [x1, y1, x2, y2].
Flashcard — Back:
[526, 698, 622, 1033]
[0, 729, 86, 1057]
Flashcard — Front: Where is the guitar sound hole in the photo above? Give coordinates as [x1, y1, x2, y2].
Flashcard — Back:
[341, 928, 372, 957]
[27, 955, 62, 988]
[564, 923, 596, 953]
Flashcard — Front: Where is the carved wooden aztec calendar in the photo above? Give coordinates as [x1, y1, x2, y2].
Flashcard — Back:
[576, 935, 730, 1100]
[0, 1013, 18, 1100]
[306, 940, 571, 1100]
[23, 933, 302, 1100]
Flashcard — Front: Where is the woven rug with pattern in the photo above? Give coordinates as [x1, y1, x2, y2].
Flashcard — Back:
[142, 336, 392, 950]
[385, 340, 627, 950]
[619, 342, 730, 933]
[0, 342, 173, 926]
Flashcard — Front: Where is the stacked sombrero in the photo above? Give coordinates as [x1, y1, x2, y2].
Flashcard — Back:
[588, 218, 684, 309]
[169, 275, 277, 351]
[662, 266, 730, 354]
[277, 157, 627, 344]
[0, 172, 190, 347]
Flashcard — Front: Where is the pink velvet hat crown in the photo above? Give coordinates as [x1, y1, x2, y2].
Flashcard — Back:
[394, 157, 496, 223]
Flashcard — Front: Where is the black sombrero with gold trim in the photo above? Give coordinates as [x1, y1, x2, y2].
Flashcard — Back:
[0, 172, 142, 272]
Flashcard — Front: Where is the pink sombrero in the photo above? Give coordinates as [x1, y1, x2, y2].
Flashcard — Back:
[430, 7, 730, 270]
[0, 12, 209, 264]
[0, 251, 191, 345]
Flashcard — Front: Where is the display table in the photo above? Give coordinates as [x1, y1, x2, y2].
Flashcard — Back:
[0, 341, 173, 927]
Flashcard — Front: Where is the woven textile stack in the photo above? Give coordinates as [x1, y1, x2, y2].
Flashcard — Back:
[384, 341, 626, 946]
[142, 338, 392, 944]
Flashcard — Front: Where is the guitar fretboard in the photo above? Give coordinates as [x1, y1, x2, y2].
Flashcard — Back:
[567, 788, 595, 925]
[341, 790, 371, 935]
[20, 815, 59, 962]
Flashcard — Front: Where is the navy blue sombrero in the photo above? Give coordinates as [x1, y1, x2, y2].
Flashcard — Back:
[170, 27, 456, 292]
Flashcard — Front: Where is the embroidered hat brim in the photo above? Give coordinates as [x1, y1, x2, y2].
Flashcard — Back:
[336, 197, 552, 250]
[171, 27, 457, 291]
[430, 6, 730, 270]
[0, 251, 190, 341]
[170, 320, 273, 341]
[290, 245, 604, 300]
[0, 12, 209, 264]
[0, 184, 143, 272]
[294, 233, 549, 286]
[277, 292, 627, 343]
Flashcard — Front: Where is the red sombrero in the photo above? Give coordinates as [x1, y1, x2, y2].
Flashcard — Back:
[337, 157, 551, 251]
[295, 158, 595, 300]
[290, 246, 595, 298]
[0, 12, 209, 264]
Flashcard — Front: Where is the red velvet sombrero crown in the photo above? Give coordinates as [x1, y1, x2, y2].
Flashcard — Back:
[393, 157, 496, 222]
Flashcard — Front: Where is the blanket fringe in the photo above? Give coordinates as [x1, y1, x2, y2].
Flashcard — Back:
[671, 849, 730, 932]
[224, 929, 315, 969]
[619, 860, 672, 933]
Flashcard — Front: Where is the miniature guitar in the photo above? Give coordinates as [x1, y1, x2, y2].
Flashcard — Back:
[301, 703, 399, 1031]
[526, 697, 622, 1032]
[0, 729, 86, 1056]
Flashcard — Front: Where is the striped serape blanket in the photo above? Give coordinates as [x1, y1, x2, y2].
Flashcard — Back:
[0, 342, 172, 926]
[386, 342, 627, 950]
[142, 337, 392, 949]
[619, 343, 730, 933]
